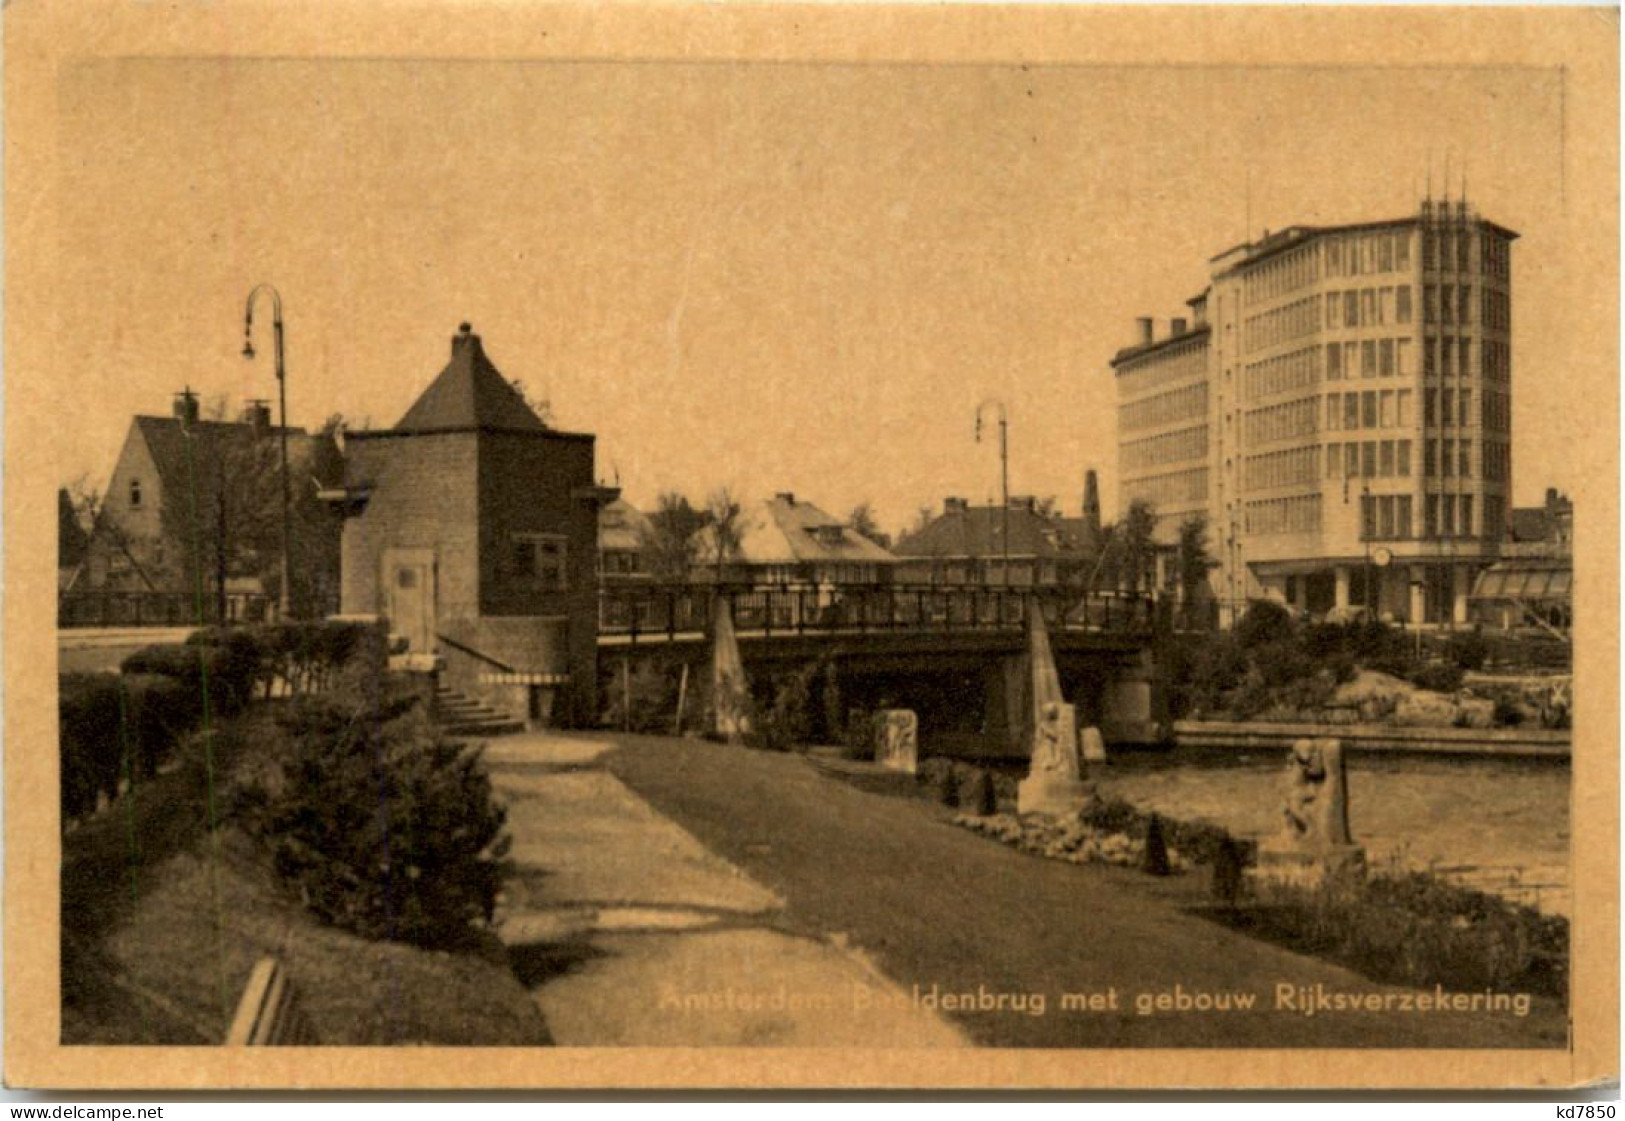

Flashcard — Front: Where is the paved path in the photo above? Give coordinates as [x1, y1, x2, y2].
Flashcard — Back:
[484, 733, 968, 1047]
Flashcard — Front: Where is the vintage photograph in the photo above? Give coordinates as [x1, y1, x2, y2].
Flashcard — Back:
[8, 0, 1616, 1092]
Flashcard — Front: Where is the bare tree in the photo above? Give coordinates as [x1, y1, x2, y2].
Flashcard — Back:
[508, 378, 555, 426]
[647, 491, 708, 579]
[895, 504, 937, 547]
[705, 487, 745, 581]
[846, 501, 891, 548]
[68, 475, 158, 591]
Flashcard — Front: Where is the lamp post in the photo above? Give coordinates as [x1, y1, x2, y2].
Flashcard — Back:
[242, 284, 294, 621]
[975, 398, 1009, 588]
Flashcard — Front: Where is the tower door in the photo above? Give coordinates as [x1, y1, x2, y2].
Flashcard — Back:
[383, 548, 436, 653]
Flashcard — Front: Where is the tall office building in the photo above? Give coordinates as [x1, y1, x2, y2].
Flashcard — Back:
[1112, 197, 1516, 625]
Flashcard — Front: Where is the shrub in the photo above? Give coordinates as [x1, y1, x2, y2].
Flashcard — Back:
[1186, 636, 1248, 715]
[1254, 870, 1567, 999]
[240, 676, 510, 950]
[186, 619, 387, 699]
[59, 674, 125, 823]
[1447, 631, 1490, 673]
[1142, 815, 1171, 876]
[1234, 600, 1296, 651]
[1408, 661, 1465, 694]
[600, 658, 681, 733]
[840, 709, 873, 761]
[969, 770, 998, 816]
[1325, 651, 1359, 684]
[1492, 697, 1526, 727]
[753, 663, 819, 752]
[1251, 638, 1315, 689]
[121, 642, 255, 716]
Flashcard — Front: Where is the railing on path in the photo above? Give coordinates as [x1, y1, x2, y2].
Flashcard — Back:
[598, 581, 1163, 645]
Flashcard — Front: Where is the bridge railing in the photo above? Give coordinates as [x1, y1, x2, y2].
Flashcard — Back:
[598, 582, 1156, 643]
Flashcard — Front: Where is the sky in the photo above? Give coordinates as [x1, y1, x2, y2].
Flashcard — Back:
[55, 58, 1570, 537]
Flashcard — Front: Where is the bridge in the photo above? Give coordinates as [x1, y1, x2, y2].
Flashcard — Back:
[597, 582, 1178, 756]
[599, 582, 1159, 644]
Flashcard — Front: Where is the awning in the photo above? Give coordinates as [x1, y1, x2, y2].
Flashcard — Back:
[1471, 561, 1572, 602]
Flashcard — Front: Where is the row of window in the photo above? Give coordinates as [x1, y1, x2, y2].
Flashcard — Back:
[1484, 440, 1512, 483]
[1325, 389, 1414, 432]
[1422, 387, 1477, 429]
[1422, 438, 1474, 478]
[1244, 397, 1319, 446]
[1125, 467, 1208, 507]
[1325, 285, 1413, 330]
[1121, 382, 1207, 432]
[1326, 439, 1413, 480]
[1360, 494, 1415, 541]
[510, 534, 568, 590]
[1122, 425, 1208, 471]
[1482, 339, 1511, 383]
[1327, 337, 1414, 381]
[1422, 335, 1477, 380]
[1245, 446, 1319, 490]
[1325, 231, 1412, 279]
[1419, 223, 1512, 282]
[1245, 345, 1322, 401]
[1422, 284, 1481, 327]
[1243, 295, 1320, 354]
[1243, 243, 1321, 302]
[1424, 493, 1477, 538]
[1483, 288, 1512, 332]
[1117, 338, 1208, 395]
[1245, 494, 1322, 536]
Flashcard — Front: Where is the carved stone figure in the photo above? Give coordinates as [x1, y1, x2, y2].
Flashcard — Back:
[1280, 737, 1354, 849]
[873, 709, 918, 774]
[1255, 736, 1363, 882]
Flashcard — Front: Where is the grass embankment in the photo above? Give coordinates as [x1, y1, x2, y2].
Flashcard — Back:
[608, 734, 1567, 1049]
[62, 707, 549, 1046]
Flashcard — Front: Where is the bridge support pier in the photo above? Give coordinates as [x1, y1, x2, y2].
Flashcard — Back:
[1101, 648, 1160, 745]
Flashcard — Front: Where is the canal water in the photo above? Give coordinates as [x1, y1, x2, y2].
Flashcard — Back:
[1093, 748, 1570, 916]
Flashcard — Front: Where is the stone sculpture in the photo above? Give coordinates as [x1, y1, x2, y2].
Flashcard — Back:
[873, 709, 919, 774]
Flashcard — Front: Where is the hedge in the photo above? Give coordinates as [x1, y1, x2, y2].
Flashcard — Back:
[187, 619, 387, 698]
[59, 673, 195, 825]
[64, 619, 387, 829]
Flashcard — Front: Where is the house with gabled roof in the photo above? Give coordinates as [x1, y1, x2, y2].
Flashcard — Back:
[693, 492, 899, 586]
[67, 390, 343, 622]
[324, 323, 615, 726]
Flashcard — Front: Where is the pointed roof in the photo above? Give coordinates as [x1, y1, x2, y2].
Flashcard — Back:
[394, 324, 547, 434]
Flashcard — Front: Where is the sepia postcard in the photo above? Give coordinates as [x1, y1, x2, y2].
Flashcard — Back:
[4, 0, 1618, 1092]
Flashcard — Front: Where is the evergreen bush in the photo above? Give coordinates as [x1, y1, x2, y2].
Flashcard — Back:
[241, 669, 510, 950]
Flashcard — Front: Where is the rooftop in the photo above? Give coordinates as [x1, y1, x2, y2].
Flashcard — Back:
[895, 498, 1096, 560]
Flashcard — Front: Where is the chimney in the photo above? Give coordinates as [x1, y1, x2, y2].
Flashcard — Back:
[944, 497, 967, 514]
[1170, 317, 1188, 336]
[1135, 317, 1154, 346]
[451, 321, 484, 360]
[1008, 495, 1036, 512]
[172, 387, 200, 426]
[1082, 469, 1101, 537]
[241, 399, 272, 434]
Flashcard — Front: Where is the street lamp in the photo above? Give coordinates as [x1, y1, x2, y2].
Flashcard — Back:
[242, 284, 294, 621]
[975, 398, 1010, 588]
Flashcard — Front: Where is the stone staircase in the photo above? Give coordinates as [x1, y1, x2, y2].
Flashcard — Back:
[436, 686, 526, 737]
